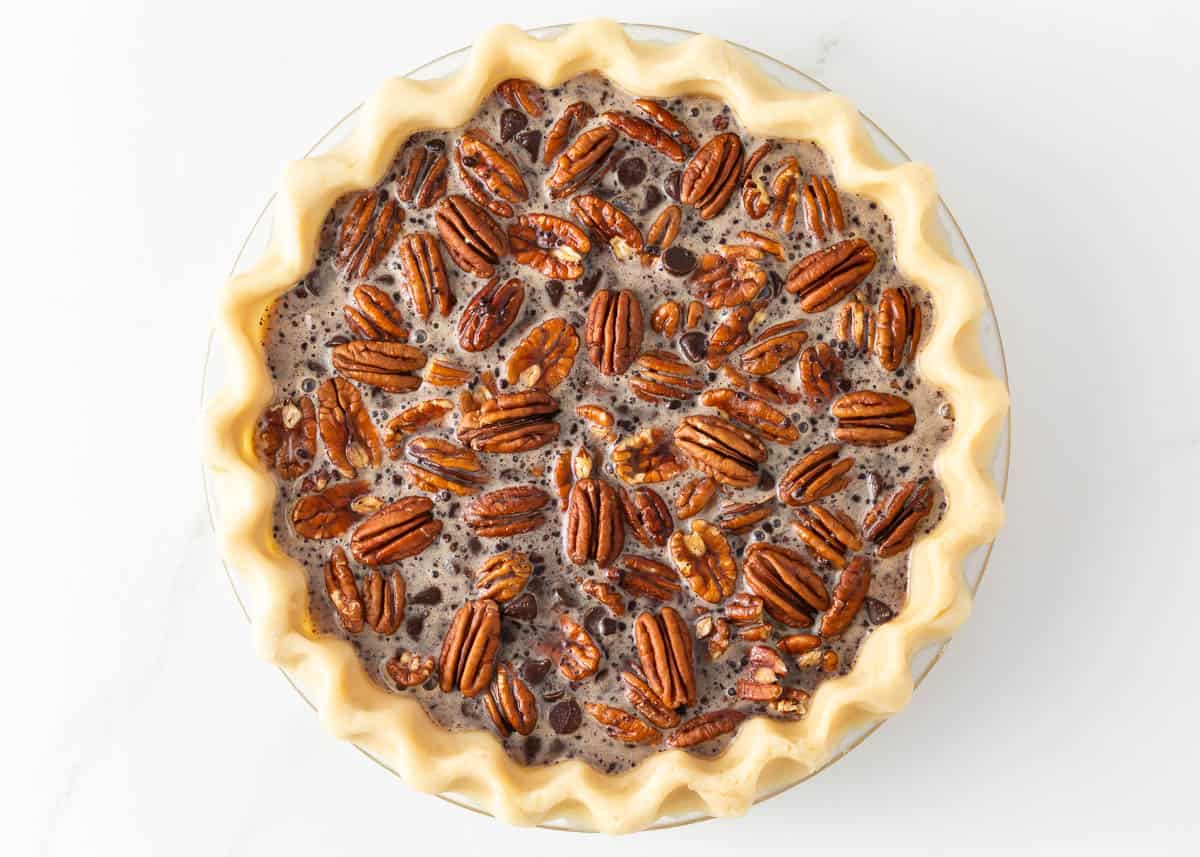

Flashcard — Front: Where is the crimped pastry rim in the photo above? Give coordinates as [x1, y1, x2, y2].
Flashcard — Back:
[200, 19, 1008, 834]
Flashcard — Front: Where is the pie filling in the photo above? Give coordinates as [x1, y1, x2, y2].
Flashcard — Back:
[257, 73, 951, 773]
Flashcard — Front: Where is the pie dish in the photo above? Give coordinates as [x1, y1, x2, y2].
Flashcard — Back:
[201, 19, 1008, 833]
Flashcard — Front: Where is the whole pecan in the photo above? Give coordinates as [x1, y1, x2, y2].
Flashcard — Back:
[456, 390, 560, 453]
[607, 555, 681, 603]
[831, 391, 916, 446]
[633, 98, 698, 149]
[434, 195, 508, 278]
[585, 702, 660, 745]
[343, 284, 409, 341]
[634, 607, 696, 708]
[739, 320, 808, 377]
[495, 78, 545, 116]
[717, 497, 775, 535]
[819, 556, 872, 637]
[798, 343, 844, 404]
[792, 504, 863, 569]
[543, 101, 596, 165]
[641, 205, 682, 267]
[834, 293, 873, 354]
[385, 650, 436, 687]
[324, 546, 363, 633]
[402, 436, 489, 496]
[680, 133, 744, 220]
[700, 388, 799, 444]
[744, 542, 831, 627]
[628, 349, 704, 402]
[666, 709, 746, 749]
[706, 298, 768, 369]
[620, 669, 680, 728]
[720, 363, 801, 406]
[316, 377, 382, 478]
[456, 131, 528, 206]
[457, 276, 525, 353]
[668, 519, 737, 604]
[335, 191, 403, 279]
[399, 232, 454, 319]
[383, 399, 454, 458]
[802, 174, 845, 241]
[674, 476, 717, 519]
[673, 414, 766, 488]
[603, 111, 686, 162]
[778, 443, 855, 507]
[619, 486, 673, 549]
[464, 485, 551, 536]
[508, 213, 591, 280]
[565, 478, 625, 568]
[570, 194, 644, 259]
[690, 247, 768, 309]
[585, 288, 644, 375]
[331, 340, 426, 393]
[874, 287, 923, 371]
[439, 599, 501, 696]
[558, 613, 602, 681]
[484, 662, 538, 737]
[505, 317, 580, 390]
[363, 569, 405, 634]
[862, 479, 935, 557]
[473, 551, 533, 602]
[397, 141, 449, 208]
[546, 126, 618, 199]
[349, 496, 441, 565]
[290, 479, 369, 539]
[612, 427, 686, 484]
[257, 397, 317, 481]
[785, 238, 877, 313]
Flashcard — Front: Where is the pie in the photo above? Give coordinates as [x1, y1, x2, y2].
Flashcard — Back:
[202, 20, 1007, 832]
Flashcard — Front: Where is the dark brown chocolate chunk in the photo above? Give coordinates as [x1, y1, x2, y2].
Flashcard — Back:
[548, 698, 583, 734]
[865, 597, 895, 625]
[544, 279, 565, 307]
[410, 586, 442, 606]
[663, 170, 682, 201]
[499, 108, 527, 142]
[521, 657, 552, 685]
[514, 128, 541, 161]
[617, 156, 647, 187]
[661, 246, 696, 276]
[504, 592, 538, 621]
[679, 331, 708, 363]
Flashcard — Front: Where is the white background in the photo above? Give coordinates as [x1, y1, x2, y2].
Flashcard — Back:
[3, 0, 1198, 853]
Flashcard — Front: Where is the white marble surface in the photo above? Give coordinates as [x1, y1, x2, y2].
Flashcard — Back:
[5, 0, 1199, 853]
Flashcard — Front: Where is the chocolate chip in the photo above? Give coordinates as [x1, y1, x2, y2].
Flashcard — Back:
[504, 592, 538, 622]
[584, 606, 618, 637]
[413, 329, 427, 344]
[679, 330, 708, 363]
[575, 270, 603, 299]
[641, 185, 663, 212]
[405, 614, 425, 640]
[545, 279, 564, 307]
[661, 246, 697, 276]
[757, 470, 775, 491]
[520, 657, 552, 685]
[499, 108, 527, 142]
[522, 735, 542, 763]
[514, 128, 541, 161]
[617, 156, 647, 187]
[663, 170, 682, 201]
[865, 597, 895, 625]
[548, 699, 582, 734]
[410, 586, 442, 606]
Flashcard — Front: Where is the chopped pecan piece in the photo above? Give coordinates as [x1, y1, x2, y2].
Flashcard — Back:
[580, 578, 626, 616]
[434, 195, 508, 278]
[585, 288, 644, 376]
[543, 101, 596, 165]
[620, 669, 681, 728]
[680, 133, 744, 220]
[674, 476, 717, 519]
[768, 156, 802, 232]
[831, 391, 916, 446]
[472, 551, 533, 603]
[608, 555, 681, 603]
[457, 276, 525, 353]
[633, 98, 698, 149]
[323, 546, 363, 633]
[399, 232, 454, 319]
[382, 399, 453, 458]
[666, 709, 746, 748]
[350, 496, 441, 565]
[736, 644, 788, 702]
[505, 317, 580, 391]
[739, 320, 808, 377]
[717, 497, 774, 535]
[575, 403, 615, 441]
[257, 397, 317, 481]
[363, 569, 405, 634]
[770, 686, 812, 717]
[834, 293, 873, 354]
[695, 614, 732, 660]
[863, 479, 936, 557]
[618, 486, 673, 549]
[316, 377, 382, 478]
[628, 349, 704, 402]
[668, 519, 737, 604]
[690, 246, 768, 309]
[737, 230, 785, 260]
[802, 174, 845, 241]
[343, 284, 409, 341]
[673, 414, 766, 488]
[612, 427, 686, 484]
[744, 542, 830, 627]
[685, 300, 705, 330]
[798, 343, 843, 404]
[641, 205, 682, 267]
[439, 599, 501, 696]
[602, 110, 686, 162]
[290, 479, 369, 539]
[507, 213, 591, 280]
[495, 78, 545, 116]
[402, 436, 488, 495]
[778, 443, 855, 507]
[484, 662, 538, 737]
[785, 238, 877, 313]
[700, 388, 799, 443]
[565, 478, 625, 569]
[777, 633, 822, 656]
[740, 143, 775, 220]
[335, 191, 403, 279]
[634, 607, 696, 707]
[650, 300, 682, 336]
[385, 651, 436, 687]
[792, 504, 862, 569]
[456, 131, 528, 208]
[464, 485, 551, 537]
[456, 390, 560, 453]
[570, 194, 644, 259]
[585, 703, 660, 745]
[558, 613, 602, 681]
[720, 363, 802, 406]
[397, 141, 449, 208]
[706, 298, 769, 369]
[874, 287, 923, 371]
[546, 126, 618, 199]
[425, 358, 473, 389]
[552, 449, 573, 510]
[819, 556, 872, 637]
[331, 340, 426, 393]
[725, 592, 765, 625]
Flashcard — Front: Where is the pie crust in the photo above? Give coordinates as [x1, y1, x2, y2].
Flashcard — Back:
[201, 19, 1008, 833]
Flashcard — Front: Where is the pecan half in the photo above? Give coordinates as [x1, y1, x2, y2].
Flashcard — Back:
[641, 205, 682, 266]
[668, 520, 737, 604]
[335, 191, 403, 279]
[576, 403, 615, 441]
[681, 133, 744, 220]
[543, 101, 596, 165]
[633, 98, 698, 149]
[350, 496, 441, 565]
[434, 195, 508, 278]
[634, 607, 696, 707]
[798, 343, 844, 404]
[834, 293, 873, 354]
[706, 298, 768, 369]
[257, 397, 317, 481]
[324, 546, 363, 633]
[768, 156, 801, 232]
[721, 363, 802, 406]
[316, 377, 382, 478]
[785, 238, 877, 313]
[456, 276, 524, 353]
[792, 504, 862, 569]
[484, 662, 538, 737]
[382, 399, 453, 457]
[585, 703, 660, 745]
[570, 194, 644, 259]
[385, 651, 436, 687]
[738, 230, 785, 260]
[585, 288, 644, 376]
[690, 247, 768, 309]
[425, 358, 473, 389]
[472, 551, 533, 604]
[397, 141, 449, 208]
[666, 709, 746, 748]
[608, 555, 681, 603]
[464, 485, 551, 537]
[546, 126, 618, 199]
[831, 391, 916, 446]
[700, 388, 799, 444]
[674, 476, 717, 519]
[290, 479, 369, 539]
[505, 317, 580, 390]
[778, 444, 855, 507]
[456, 390, 560, 453]
[819, 556, 872, 637]
[508, 213, 591, 280]
[740, 142, 774, 220]
[439, 599, 501, 696]
[399, 232, 454, 319]
[603, 111, 686, 162]
[685, 299, 705, 330]
[402, 436, 488, 495]
[619, 486, 673, 549]
[717, 497, 775, 535]
[673, 414, 766, 488]
[874, 287, 923, 371]
[862, 479, 935, 557]
[744, 542, 830, 627]
[331, 340, 426, 393]
[495, 79, 545, 117]
[628, 349, 704, 402]
[457, 131, 528, 207]
[649, 300, 681, 336]
[565, 478, 625, 568]
[802, 174, 845, 241]
[558, 613, 601, 681]
[363, 569, 405, 634]
[612, 427, 686, 484]
[620, 669, 681, 728]
[343, 284, 409, 341]
[739, 320, 808, 377]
